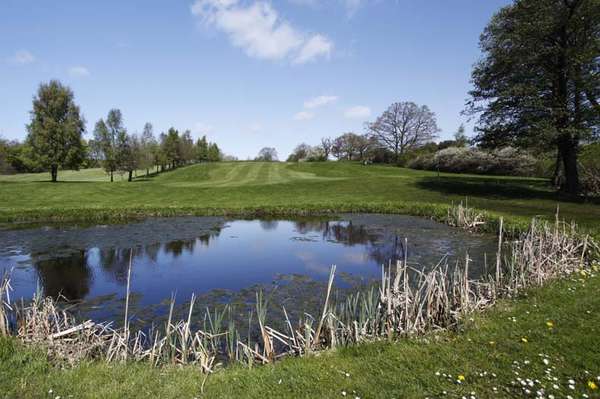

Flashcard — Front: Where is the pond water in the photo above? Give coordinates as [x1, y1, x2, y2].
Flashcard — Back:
[0, 215, 499, 326]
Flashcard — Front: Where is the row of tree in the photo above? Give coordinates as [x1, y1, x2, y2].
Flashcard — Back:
[287, 101, 441, 163]
[91, 110, 222, 181]
[15, 80, 223, 182]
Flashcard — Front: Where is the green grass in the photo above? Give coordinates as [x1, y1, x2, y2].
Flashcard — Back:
[1, 162, 599, 236]
[1, 162, 599, 398]
[2, 273, 598, 398]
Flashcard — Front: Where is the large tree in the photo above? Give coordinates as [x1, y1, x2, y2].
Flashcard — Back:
[367, 102, 439, 162]
[255, 147, 278, 162]
[26, 80, 86, 182]
[467, 0, 600, 194]
[93, 109, 125, 182]
[140, 122, 158, 176]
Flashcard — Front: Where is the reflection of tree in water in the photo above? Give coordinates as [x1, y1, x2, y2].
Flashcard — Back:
[33, 250, 92, 300]
[259, 220, 279, 231]
[144, 242, 161, 263]
[98, 247, 138, 284]
[294, 220, 405, 266]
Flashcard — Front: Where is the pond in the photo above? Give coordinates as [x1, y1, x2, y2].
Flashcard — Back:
[0, 214, 499, 327]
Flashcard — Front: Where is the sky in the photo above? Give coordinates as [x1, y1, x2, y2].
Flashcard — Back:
[0, 0, 510, 160]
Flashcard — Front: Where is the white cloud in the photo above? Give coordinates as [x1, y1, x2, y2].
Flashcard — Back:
[8, 50, 35, 65]
[289, 0, 365, 16]
[304, 95, 338, 109]
[68, 66, 90, 78]
[293, 34, 333, 64]
[344, 105, 371, 119]
[191, 0, 332, 64]
[293, 111, 314, 121]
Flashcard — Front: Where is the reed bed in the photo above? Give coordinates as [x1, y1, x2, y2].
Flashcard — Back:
[0, 207, 597, 375]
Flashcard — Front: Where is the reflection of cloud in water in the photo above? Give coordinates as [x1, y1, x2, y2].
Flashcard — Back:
[294, 251, 331, 275]
[343, 252, 367, 265]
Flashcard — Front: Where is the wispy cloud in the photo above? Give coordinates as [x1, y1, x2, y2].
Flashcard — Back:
[344, 105, 371, 119]
[293, 111, 314, 121]
[68, 66, 90, 78]
[289, 0, 366, 16]
[304, 95, 338, 109]
[191, 0, 333, 64]
[7, 50, 35, 65]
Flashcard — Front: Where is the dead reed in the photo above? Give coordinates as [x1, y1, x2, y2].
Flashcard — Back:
[0, 206, 596, 374]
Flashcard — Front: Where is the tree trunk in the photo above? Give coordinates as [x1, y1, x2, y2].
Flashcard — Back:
[146, 168, 149, 177]
[552, 150, 562, 188]
[559, 139, 580, 195]
[50, 165, 58, 182]
[128, 170, 133, 182]
[110, 170, 114, 182]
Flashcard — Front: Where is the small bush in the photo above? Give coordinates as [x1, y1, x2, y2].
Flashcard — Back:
[408, 146, 537, 176]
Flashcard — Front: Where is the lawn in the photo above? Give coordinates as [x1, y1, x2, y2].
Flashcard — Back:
[1, 162, 599, 235]
[1, 161, 599, 398]
[1, 271, 598, 398]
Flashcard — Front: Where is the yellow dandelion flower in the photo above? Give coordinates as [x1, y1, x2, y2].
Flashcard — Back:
[489, 341, 495, 345]
[521, 337, 528, 343]
[546, 321, 554, 328]
[458, 375, 465, 382]
[588, 381, 598, 390]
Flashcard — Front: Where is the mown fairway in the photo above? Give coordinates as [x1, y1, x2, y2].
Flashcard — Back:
[1, 162, 599, 232]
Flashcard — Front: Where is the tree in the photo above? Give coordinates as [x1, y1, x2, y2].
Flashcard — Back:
[255, 147, 278, 162]
[466, 0, 600, 194]
[332, 133, 363, 160]
[25, 80, 86, 182]
[196, 135, 209, 162]
[453, 124, 469, 147]
[93, 109, 126, 182]
[287, 143, 311, 162]
[179, 130, 195, 164]
[320, 137, 333, 160]
[162, 128, 181, 168]
[140, 123, 158, 176]
[116, 132, 140, 182]
[367, 102, 439, 162]
[207, 143, 222, 162]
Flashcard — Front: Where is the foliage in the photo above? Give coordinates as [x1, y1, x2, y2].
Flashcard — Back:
[255, 147, 278, 162]
[93, 110, 122, 181]
[367, 101, 440, 162]
[287, 143, 326, 162]
[25, 80, 86, 182]
[579, 143, 600, 196]
[408, 146, 538, 176]
[466, 0, 600, 194]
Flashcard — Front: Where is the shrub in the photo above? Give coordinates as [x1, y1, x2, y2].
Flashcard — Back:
[407, 146, 537, 176]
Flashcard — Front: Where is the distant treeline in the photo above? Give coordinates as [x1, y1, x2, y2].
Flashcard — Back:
[0, 81, 225, 182]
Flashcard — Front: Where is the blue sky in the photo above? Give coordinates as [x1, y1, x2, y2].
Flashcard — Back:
[1, 0, 510, 159]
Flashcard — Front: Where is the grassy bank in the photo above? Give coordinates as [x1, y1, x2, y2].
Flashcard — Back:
[1, 162, 599, 235]
[1, 271, 598, 398]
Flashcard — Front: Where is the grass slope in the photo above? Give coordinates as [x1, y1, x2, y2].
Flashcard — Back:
[1, 274, 598, 398]
[1, 162, 599, 235]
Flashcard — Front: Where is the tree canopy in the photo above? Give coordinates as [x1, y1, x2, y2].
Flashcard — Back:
[26, 80, 86, 182]
[367, 102, 439, 162]
[467, 0, 600, 193]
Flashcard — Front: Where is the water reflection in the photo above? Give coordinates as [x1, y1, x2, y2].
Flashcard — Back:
[0, 215, 500, 324]
[34, 250, 91, 299]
